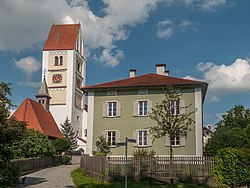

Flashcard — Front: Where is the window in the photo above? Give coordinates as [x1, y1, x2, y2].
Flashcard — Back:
[59, 56, 63, 65]
[77, 62, 81, 73]
[107, 101, 117, 117]
[106, 131, 116, 147]
[171, 135, 180, 146]
[77, 116, 80, 122]
[138, 100, 148, 116]
[54, 56, 59, 66]
[138, 130, 148, 147]
[170, 100, 180, 115]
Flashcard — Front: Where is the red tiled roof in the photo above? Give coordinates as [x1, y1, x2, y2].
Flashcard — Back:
[13, 98, 63, 139]
[43, 24, 80, 50]
[84, 73, 207, 90]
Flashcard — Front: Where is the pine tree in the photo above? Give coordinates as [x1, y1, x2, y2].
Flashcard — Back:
[60, 117, 78, 150]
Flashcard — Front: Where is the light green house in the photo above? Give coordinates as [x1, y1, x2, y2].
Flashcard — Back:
[84, 64, 208, 156]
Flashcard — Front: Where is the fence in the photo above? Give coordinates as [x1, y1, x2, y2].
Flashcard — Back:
[11, 155, 62, 175]
[80, 154, 214, 181]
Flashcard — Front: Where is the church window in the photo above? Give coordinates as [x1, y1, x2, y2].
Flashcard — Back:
[54, 56, 59, 66]
[42, 99, 45, 104]
[38, 99, 41, 104]
[59, 56, 63, 65]
[77, 62, 81, 73]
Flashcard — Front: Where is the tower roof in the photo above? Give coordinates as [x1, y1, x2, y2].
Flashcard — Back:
[43, 24, 80, 51]
[36, 77, 51, 99]
[13, 98, 63, 139]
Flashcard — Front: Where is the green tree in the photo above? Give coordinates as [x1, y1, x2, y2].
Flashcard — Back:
[0, 82, 26, 186]
[94, 135, 111, 157]
[61, 117, 78, 150]
[52, 138, 71, 154]
[149, 87, 195, 164]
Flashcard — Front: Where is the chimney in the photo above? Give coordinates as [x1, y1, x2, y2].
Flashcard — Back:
[165, 70, 170, 76]
[156, 64, 166, 75]
[130, 69, 136, 78]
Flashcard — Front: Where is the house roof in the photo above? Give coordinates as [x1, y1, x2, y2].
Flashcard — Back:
[84, 73, 207, 90]
[43, 24, 80, 51]
[13, 98, 63, 139]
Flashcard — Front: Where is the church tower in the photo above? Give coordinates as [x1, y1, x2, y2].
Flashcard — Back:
[36, 76, 51, 112]
[42, 23, 87, 150]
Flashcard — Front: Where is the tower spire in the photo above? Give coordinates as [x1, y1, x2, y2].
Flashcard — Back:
[36, 76, 51, 111]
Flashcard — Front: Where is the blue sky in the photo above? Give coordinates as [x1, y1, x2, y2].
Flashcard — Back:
[1, 0, 250, 128]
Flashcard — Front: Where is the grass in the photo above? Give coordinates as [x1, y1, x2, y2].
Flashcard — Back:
[71, 168, 213, 188]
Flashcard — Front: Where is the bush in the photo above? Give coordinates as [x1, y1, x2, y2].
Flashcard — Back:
[0, 164, 20, 187]
[62, 154, 71, 165]
[52, 138, 70, 154]
[213, 148, 250, 188]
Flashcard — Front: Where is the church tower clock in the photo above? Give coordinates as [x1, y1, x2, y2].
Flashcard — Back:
[42, 23, 87, 150]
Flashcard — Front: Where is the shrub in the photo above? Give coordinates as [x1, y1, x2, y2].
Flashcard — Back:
[52, 138, 70, 154]
[213, 148, 250, 188]
[0, 164, 20, 187]
[62, 154, 71, 165]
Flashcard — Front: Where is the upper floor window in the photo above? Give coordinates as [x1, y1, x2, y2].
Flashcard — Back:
[106, 130, 117, 147]
[59, 56, 63, 65]
[77, 62, 81, 73]
[107, 101, 117, 117]
[138, 100, 148, 116]
[138, 130, 148, 147]
[171, 135, 180, 146]
[170, 100, 180, 115]
[54, 56, 59, 66]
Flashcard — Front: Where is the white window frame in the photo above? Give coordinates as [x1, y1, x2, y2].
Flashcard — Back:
[106, 101, 117, 117]
[137, 129, 148, 147]
[170, 135, 180, 146]
[170, 100, 180, 115]
[138, 100, 148, 116]
[106, 130, 117, 147]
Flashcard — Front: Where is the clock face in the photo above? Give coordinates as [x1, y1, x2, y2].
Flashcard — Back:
[52, 74, 62, 84]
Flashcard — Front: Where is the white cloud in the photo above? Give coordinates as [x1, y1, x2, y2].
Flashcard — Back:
[207, 96, 219, 103]
[200, 0, 226, 11]
[96, 48, 124, 67]
[179, 20, 194, 29]
[156, 19, 173, 39]
[13, 56, 41, 88]
[197, 59, 250, 94]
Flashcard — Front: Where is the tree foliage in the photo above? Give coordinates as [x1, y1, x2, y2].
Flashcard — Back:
[213, 148, 250, 187]
[149, 87, 194, 161]
[94, 135, 111, 157]
[61, 117, 78, 150]
[52, 138, 71, 154]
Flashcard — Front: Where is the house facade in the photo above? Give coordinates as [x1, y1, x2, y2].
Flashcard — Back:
[84, 64, 208, 156]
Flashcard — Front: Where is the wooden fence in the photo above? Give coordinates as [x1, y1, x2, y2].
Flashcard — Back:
[11, 155, 62, 175]
[80, 155, 214, 181]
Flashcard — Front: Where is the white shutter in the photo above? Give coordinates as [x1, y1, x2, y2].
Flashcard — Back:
[148, 100, 152, 114]
[133, 131, 138, 147]
[102, 131, 106, 138]
[117, 102, 121, 117]
[180, 99, 185, 114]
[148, 132, 153, 147]
[133, 101, 138, 116]
[165, 136, 170, 147]
[103, 102, 107, 117]
[116, 131, 120, 144]
[180, 136, 186, 147]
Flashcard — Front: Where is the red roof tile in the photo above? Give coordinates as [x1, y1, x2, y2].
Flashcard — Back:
[84, 73, 207, 90]
[43, 24, 80, 50]
[13, 98, 63, 139]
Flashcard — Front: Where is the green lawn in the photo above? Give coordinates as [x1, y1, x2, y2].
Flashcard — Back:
[71, 168, 213, 188]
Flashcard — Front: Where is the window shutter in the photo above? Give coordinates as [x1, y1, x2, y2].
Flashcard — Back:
[116, 131, 120, 145]
[133, 101, 138, 116]
[148, 100, 152, 114]
[102, 131, 106, 138]
[180, 99, 185, 114]
[165, 136, 170, 147]
[180, 136, 186, 147]
[117, 102, 121, 117]
[103, 102, 107, 117]
[148, 132, 153, 147]
[133, 131, 138, 147]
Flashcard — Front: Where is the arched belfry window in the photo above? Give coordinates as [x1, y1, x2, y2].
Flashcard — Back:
[59, 56, 63, 66]
[42, 99, 45, 104]
[55, 56, 59, 66]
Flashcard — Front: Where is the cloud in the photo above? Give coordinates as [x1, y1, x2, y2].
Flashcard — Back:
[197, 59, 250, 94]
[200, 0, 226, 11]
[156, 19, 173, 39]
[13, 56, 41, 88]
[95, 48, 124, 67]
[179, 20, 194, 29]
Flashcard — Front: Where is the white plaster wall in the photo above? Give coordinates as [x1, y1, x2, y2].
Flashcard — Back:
[195, 87, 203, 156]
[86, 92, 94, 155]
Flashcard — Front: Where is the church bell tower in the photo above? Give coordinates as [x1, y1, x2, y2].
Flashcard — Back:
[41, 23, 87, 150]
